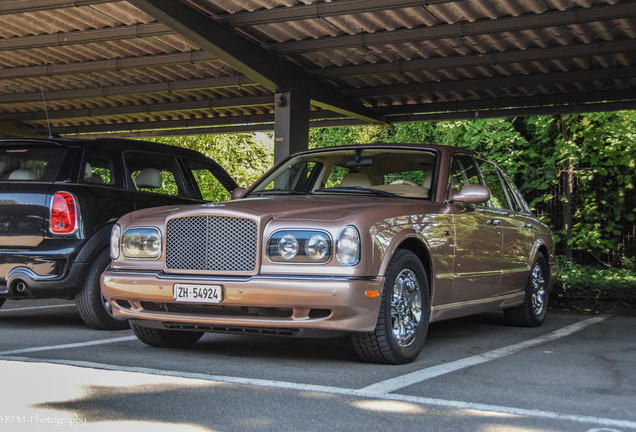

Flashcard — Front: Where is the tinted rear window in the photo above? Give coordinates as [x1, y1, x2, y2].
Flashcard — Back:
[0, 145, 65, 182]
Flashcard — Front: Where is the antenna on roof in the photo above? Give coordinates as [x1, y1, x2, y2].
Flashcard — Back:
[40, 87, 54, 138]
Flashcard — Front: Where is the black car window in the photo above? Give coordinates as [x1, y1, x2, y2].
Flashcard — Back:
[81, 150, 117, 186]
[124, 152, 188, 197]
[477, 159, 510, 210]
[182, 158, 231, 201]
[0, 145, 65, 182]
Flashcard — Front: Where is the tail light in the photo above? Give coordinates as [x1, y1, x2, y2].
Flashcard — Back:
[50, 192, 78, 234]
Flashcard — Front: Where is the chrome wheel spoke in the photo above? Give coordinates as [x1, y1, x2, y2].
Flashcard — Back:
[530, 264, 546, 315]
[390, 269, 422, 347]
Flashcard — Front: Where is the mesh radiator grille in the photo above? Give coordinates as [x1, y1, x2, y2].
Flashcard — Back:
[166, 216, 257, 272]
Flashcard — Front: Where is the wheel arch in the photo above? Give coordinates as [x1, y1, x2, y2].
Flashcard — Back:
[378, 233, 433, 297]
[75, 223, 115, 265]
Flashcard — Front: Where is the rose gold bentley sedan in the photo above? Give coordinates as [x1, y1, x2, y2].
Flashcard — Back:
[102, 144, 555, 364]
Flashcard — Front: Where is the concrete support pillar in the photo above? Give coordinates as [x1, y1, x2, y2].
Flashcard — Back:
[273, 84, 310, 164]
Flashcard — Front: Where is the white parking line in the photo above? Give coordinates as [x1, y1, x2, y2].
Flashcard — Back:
[361, 315, 609, 394]
[1, 355, 634, 430]
[0, 303, 76, 312]
[0, 335, 137, 355]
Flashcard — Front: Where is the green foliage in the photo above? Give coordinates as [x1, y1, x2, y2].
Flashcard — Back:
[149, 133, 274, 201]
[553, 256, 636, 302]
[309, 125, 387, 148]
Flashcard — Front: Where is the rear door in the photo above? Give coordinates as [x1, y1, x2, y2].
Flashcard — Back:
[475, 158, 534, 293]
[123, 151, 203, 210]
[0, 142, 66, 248]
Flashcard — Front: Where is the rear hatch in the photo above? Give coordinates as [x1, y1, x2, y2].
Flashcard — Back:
[0, 142, 67, 248]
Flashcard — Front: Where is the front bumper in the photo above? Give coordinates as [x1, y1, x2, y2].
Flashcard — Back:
[101, 270, 385, 335]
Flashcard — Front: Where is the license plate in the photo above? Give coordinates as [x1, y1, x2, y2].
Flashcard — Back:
[174, 284, 223, 304]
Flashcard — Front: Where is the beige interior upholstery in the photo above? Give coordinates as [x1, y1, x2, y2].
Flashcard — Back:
[339, 173, 373, 188]
[9, 169, 37, 180]
[136, 168, 162, 189]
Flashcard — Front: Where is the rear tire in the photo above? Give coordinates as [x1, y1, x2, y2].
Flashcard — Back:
[76, 249, 129, 330]
[351, 249, 430, 364]
[0, 298, 5, 309]
[131, 323, 203, 348]
[504, 253, 549, 327]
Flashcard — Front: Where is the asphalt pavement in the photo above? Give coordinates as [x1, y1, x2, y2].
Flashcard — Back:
[0, 298, 634, 432]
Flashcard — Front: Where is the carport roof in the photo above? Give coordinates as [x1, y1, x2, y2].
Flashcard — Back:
[0, 0, 635, 138]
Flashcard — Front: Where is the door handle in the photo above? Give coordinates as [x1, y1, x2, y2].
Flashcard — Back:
[522, 223, 533, 229]
[487, 219, 501, 226]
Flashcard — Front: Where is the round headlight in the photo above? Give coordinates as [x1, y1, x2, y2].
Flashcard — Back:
[110, 224, 121, 260]
[337, 226, 360, 266]
[278, 234, 299, 260]
[267, 230, 332, 263]
[305, 234, 330, 261]
[122, 228, 162, 259]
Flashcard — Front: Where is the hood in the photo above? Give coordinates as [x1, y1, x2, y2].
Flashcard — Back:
[128, 194, 421, 223]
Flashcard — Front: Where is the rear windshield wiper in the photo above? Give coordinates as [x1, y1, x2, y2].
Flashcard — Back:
[315, 187, 400, 198]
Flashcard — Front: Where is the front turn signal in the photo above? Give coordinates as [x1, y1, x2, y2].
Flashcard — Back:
[365, 289, 380, 298]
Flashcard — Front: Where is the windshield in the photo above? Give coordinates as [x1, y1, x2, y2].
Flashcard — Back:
[249, 148, 437, 199]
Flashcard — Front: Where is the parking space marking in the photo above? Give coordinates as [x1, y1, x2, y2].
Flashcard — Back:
[0, 335, 137, 355]
[361, 315, 609, 394]
[0, 303, 76, 313]
[2, 355, 634, 430]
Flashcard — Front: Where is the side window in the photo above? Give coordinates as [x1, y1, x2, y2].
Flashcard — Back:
[477, 159, 510, 210]
[82, 150, 116, 186]
[124, 152, 187, 197]
[500, 171, 527, 213]
[448, 154, 481, 197]
[183, 158, 230, 202]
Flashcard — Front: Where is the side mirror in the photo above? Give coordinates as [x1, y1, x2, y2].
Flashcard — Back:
[231, 187, 248, 200]
[449, 184, 490, 204]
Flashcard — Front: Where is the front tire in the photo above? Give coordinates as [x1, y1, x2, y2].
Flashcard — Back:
[351, 249, 430, 364]
[76, 249, 129, 330]
[504, 253, 549, 327]
[131, 323, 203, 348]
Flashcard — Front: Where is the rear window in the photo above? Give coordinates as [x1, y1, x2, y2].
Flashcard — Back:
[0, 145, 65, 182]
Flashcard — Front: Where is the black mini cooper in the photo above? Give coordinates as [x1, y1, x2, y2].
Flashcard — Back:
[0, 137, 237, 329]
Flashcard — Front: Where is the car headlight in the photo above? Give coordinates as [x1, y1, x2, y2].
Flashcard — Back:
[121, 227, 162, 259]
[336, 226, 360, 266]
[110, 224, 121, 260]
[267, 230, 332, 264]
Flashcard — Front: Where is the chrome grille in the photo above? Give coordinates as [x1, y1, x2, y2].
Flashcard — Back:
[165, 216, 257, 272]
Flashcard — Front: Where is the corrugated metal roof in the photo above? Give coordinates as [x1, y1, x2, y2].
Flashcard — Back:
[0, 0, 634, 137]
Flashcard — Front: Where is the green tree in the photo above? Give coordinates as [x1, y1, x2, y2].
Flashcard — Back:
[150, 133, 274, 200]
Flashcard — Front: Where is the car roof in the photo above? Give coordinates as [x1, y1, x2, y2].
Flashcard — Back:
[0, 137, 211, 160]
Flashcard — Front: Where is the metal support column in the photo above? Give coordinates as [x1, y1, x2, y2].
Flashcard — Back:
[274, 85, 310, 164]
